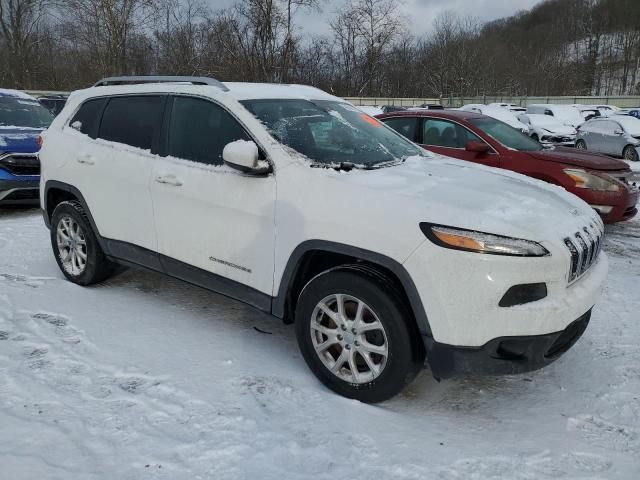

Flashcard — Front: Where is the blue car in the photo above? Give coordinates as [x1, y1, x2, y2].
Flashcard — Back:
[0, 89, 53, 205]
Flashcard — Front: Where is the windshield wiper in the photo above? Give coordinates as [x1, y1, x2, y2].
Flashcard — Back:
[310, 161, 360, 172]
[362, 158, 406, 170]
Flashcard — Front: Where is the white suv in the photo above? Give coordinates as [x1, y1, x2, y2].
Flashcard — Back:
[39, 76, 608, 402]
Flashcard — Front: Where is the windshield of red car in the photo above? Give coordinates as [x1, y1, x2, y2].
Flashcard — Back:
[469, 117, 543, 152]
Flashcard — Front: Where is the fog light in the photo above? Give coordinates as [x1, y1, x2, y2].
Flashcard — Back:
[590, 205, 613, 215]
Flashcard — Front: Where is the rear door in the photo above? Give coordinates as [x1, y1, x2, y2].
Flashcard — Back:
[150, 95, 276, 306]
[418, 117, 499, 167]
[66, 95, 163, 252]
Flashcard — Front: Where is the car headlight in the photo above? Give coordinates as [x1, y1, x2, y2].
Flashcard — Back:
[420, 223, 550, 257]
[564, 168, 621, 192]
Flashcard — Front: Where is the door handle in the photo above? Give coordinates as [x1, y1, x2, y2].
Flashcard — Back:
[77, 154, 95, 165]
[155, 174, 183, 187]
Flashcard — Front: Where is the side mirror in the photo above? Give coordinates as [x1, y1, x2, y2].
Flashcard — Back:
[465, 141, 490, 154]
[222, 140, 271, 175]
[614, 129, 624, 136]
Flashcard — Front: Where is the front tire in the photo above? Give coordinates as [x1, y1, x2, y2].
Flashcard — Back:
[50, 201, 115, 285]
[623, 145, 639, 162]
[295, 266, 422, 403]
[576, 139, 587, 150]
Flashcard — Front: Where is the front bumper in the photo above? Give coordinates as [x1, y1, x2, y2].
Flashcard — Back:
[403, 233, 608, 348]
[0, 178, 40, 205]
[425, 310, 591, 378]
[593, 190, 639, 223]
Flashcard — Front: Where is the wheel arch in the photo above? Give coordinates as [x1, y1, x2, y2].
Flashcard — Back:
[43, 181, 107, 250]
[272, 240, 432, 339]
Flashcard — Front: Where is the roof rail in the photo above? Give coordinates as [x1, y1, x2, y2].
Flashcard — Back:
[93, 76, 229, 91]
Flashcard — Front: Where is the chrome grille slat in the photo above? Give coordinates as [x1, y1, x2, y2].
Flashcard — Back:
[564, 222, 604, 285]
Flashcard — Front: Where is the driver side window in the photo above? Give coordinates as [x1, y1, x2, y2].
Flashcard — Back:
[167, 96, 250, 165]
[422, 118, 482, 148]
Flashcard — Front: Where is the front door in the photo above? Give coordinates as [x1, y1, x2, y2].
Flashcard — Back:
[150, 95, 276, 306]
[419, 117, 499, 167]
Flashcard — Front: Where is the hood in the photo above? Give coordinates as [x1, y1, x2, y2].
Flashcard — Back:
[0, 127, 42, 154]
[329, 155, 596, 242]
[539, 124, 576, 136]
[525, 147, 629, 171]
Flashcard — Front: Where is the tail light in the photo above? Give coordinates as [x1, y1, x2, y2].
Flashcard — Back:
[37, 133, 43, 149]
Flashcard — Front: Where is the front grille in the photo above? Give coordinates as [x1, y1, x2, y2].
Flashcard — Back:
[0, 154, 40, 176]
[563, 222, 604, 284]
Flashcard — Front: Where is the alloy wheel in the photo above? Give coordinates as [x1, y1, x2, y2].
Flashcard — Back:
[56, 216, 88, 276]
[310, 293, 389, 384]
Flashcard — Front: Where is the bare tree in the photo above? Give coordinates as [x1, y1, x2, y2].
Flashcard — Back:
[0, 0, 48, 87]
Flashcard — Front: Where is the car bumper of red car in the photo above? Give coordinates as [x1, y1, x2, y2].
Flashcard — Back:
[590, 189, 639, 223]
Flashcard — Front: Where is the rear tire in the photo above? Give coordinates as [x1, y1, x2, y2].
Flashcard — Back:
[50, 201, 115, 285]
[623, 145, 639, 162]
[295, 266, 422, 403]
[575, 139, 587, 150]
[531, 134, 540, 142]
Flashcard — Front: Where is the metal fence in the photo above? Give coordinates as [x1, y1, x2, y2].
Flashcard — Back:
[346, 95, 640, 108]
[21, 90, 640, 108]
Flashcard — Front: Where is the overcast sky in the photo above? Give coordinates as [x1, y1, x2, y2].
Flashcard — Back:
[211, 0, 544, 37]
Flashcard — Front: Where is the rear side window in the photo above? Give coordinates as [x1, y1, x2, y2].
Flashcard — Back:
[383, 117, 418, 141]
[98, 96, 164, 150]
[167, 96, 250, 165]
[69, 98, 107, 138]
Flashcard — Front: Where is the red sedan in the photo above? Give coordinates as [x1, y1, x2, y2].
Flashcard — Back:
[377, 110, 639, 223]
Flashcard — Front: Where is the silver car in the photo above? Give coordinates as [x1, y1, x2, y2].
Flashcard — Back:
[576, 115, 640, 161]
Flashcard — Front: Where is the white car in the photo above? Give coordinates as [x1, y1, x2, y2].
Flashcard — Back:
[526, 104, 584, 128]
[518, 113, 577, 147]
[357, 105, 384, 116]
[488, 102, 526, 113]
[459, 104, 530, 133]
[39, 76, 608, 402]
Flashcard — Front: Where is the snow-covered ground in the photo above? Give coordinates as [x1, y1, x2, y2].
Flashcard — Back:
[1, 199, 639, 479]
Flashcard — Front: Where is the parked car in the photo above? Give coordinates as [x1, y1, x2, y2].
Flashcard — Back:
[407, 104, 445, 111]
[40, 76, 608, 402]
[526, 104, 584, 128]
[488, 102, 526, 113]
[621, 108, 640, 119]
[381, 105, 406, 113]
[357, 105, 384, 116]
[576, 115, 640, 162]
[38, 95, 68, 117]
[377, 109, 638, 223]
[459, 104, 530, 133]
[0, 88, 52, 205]
[574, 104, 620, 117]
[518, 113, 577, 147]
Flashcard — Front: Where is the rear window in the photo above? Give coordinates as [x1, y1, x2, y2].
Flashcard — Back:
[70, 98, 107, 138]
[98, 96, 164, 150]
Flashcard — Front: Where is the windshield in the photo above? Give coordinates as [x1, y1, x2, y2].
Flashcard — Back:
[241, 99, 423, 166]
[470, 117, 543, 151]
[0, 97, 53, 129]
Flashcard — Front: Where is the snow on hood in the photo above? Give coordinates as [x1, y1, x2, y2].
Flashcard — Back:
[526, 114, 575, 133]
[330, 154, 595, 242]
[482, 107, 528, 130]
[0, 127, 41, 153]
